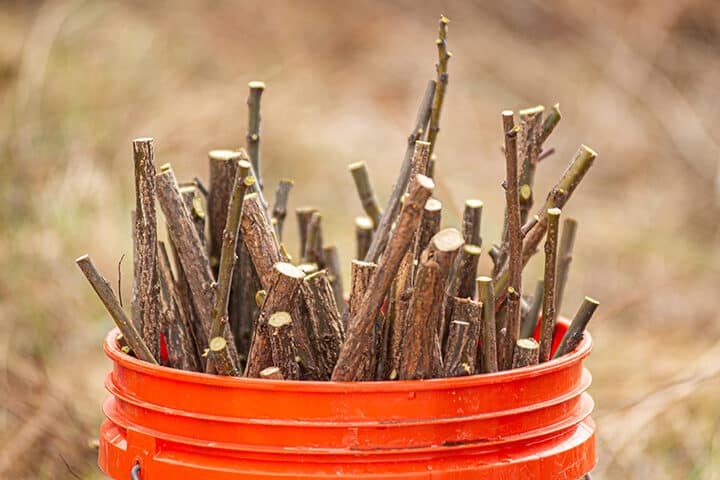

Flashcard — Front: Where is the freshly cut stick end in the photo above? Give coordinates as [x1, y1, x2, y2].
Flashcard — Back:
[209, 336, 227, 352]
[248, 81, 266, 89]
[268, 311, 293, 328]
[209, 149, 242, 161]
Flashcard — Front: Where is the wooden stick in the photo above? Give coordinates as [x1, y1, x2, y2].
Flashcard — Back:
[246, 81, 265, 189]
[555, 218, 578, 316]
[520, 279, 544, 338]
[539, 103, 561, 145]
[442, 244, 481, 347]
[443, 298, 481, 377]
[398, 256, 443, 379]
[76, 255, 157, 364]
[241, 193, 284, 290]
[494, 145, 597, 308]
[512, 338, 540, 368]
[322, 245, 344, 312]
[267, 311, 300, 380]
[245, 262, 305, 377]
[303, 270, 344, 379]
[296, 206, 318, 261]
[132, 138, 161, 360]
[476, 276, 498, 373]
[413, 198, 443, 269]
[207, 159, 253, 375]
[427, 15, 451, 156]
[304, 211, 323, 266]
[553, 297, 599, 359]
[333, 174, 434, 381]
[340, 260, 378, 378]
[180, 184, 206, 246]
[271, 179, 294, 241]
[517, 106, 544, 225]
[349, 161, 382, 227]
[426, 228, 465, 344]
[539, 208, 561, 362]
[462, 199, 483, 246]
[259, 366, 284, 380]
[364, 81, 435, 262]
[208, 149, 240, 274]
[355, 216, 374, 260]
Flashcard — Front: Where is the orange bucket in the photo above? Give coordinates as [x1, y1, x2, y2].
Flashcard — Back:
[99, 319, 595, 479]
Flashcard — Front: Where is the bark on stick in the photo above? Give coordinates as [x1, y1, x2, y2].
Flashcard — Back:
[132, 138, 161, 360]
[462, 199, 483, 246]
[241, 193, 284, 290]
[267, 311, 300, 380]
[354, 216, 373, 260]
[520, 279, 544, 339]
[443, 298, 481, 377]
[303, 270, 344, 379]
[333, 174, 434, 381]
[322, 245, 344, 312]
[477, 276, 498, 373]
[271, 179, 293, 241]
[443, 244, 481, 346]
[555, 218, 578, 316]
[296, 206, 318, 261]
[512, 338, 540, 368]
[413, 198, 443, 271]
[539, 103, 561, 145]
[427, 15, 451, 156]
[208, 149, 240, 275]
[553, 297, 599, 359]
[246, 81, 265, 189]
[517, 106, 544, 225]
[539, 208, 561, 362]
[76, 255, 157, 364]
[349, 161, 382, 227]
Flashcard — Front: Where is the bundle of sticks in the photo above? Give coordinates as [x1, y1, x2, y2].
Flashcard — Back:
[76, 15, 599, 382]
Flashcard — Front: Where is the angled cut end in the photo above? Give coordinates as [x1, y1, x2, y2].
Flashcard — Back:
[425, 198, 442, 211]
[519, 105, 545, 117]
[248, 81, 266, 90]
[348, 161, 366, 171]
[517, 338, 539, 349]
[355, 216, 374, 230]
[209, 149, 242, 161]
[465, 199, 483, 209]
[580, 144, 598, 159]
[274, 262, 305, 279]
[415, 174, 435, 191]
[463, 244, 482, 255]
[432, 228, 465, 252]
[547, 207, 562, 216]
[584, 296, 600, 306]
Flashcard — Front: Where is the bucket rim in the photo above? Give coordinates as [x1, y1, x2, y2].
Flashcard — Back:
[104, 318, 591, 392]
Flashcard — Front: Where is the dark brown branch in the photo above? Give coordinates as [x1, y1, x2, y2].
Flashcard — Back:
[267, 311, 300, 380]
[442, 244, 481, 347]
[553, 297, 599, 359]
[413, 198, 442, 270]
[322, 245, 344, 312]
[443, 297, 481, 377]
[333, 174, 434, 381]
[354, 216, 373, 260]
[241, 193, 284, 290]
[245, 262, 305, 377]
[539, 208, 561, 363]
[342, 260, 377, 378]
[180, 184, 206, 247]
[208, 149, 240, 275]
[303, 270, 344, 379]
[132, 137, 161, 360]
[476, 276, 498, 373]
[303, 211, 323, 266]
[364, 81, 435, 262]
[271, 179, 294, 241]
[296, 206, 318, 261]
[427, 15, 451, 156]
[512, 338, 540, 368]
[517, 106, 544, 225]
[76, 255, 157, 364]
[462, 199, 483, 246]
[426, 228, 465, 345]
[555, 217, 578, 316]
[349, 161, 382, 227]
[207, 159, 253, 376]
[246, 81, 265, 189]
[520, 278, 544, 338]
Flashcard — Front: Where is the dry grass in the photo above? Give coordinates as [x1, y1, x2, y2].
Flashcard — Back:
[1, 0, 719, 478]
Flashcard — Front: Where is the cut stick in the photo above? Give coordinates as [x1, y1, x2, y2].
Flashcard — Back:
[246, 81, 265, 189]
[297, 263, 319, 275]
[364, 82, 436, 262]
[304, 211, 324, 266]
[443, 298, 481, 377]
[132, 137, 161, 360]
[157, 241, 200, 372]
[322, 245, 344, 312]
[520, 279, 544, 338]
[267, 311, 300, 380]
[180, 184, 206, 246]
[494, 145, 597, 308]
[553, 297, 599, 359]
[555, 218, 578, 316]
[398, 256, 444, 379]
[208, 149, 240, 274]
[501, 110, 523, 371]
[426, 228, 465, 344]
[296, 206, 318, 261]
[259, 366, 284, 380]
[442, 244, 481, 347]
[517, 106, 544, 225]
[272, 179, 294, 241]
[427, 15, 451, 156]
[343, 260, 377, 377]
[76, 255, 157, 364]
[303, 270, 344, 379]
[462, 199, 483, 247]
[245, 262, 305, 377]
[241, 193, 284, 290]
[512, 338, 540, 368]
[349, 161, 382, 227]
[539, 103, 561, 145]
[156, 164, 239, 363]
[207, 159, 253, 376]
[539, 208, 561, 363]
[477, 276, 498, 373]
[413, 198, 443, 269]
[333, 174, 434, 381]
[355, 216, 374, 260]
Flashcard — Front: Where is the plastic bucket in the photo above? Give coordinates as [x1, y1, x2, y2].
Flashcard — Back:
[99, 319, 595, 479]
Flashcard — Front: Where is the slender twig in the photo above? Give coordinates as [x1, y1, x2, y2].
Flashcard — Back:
[296, 206, 317, 261]
[427, 15, 451, 156]
[461, 199, 483, 246]
[304, 211, 323, 266]
[322, 245, 344, 311]
[272, 179, 294, 241]
[246, 81, 265, 189]
[208, 149, 241, 274]
[512, 338, 540, 368]
[349, 161, 382, 227]
[333, 174, 434, 381]
[555, 218, 578, 316]
[476, 276, 498, 373]
[553, 297, 599, 359]
[364, 82, 436, 262]
[207, 159, 252, 375]
[537, 147, 555, 163]
[520, 279, 544, 339]
[413, 198, 443, 273]
[539, 103, 561, 145]
[76, 255, 157, 364]
[132, 137, 161, 360]
[355, 216, 373, 260]
[539, 208, 561, 362]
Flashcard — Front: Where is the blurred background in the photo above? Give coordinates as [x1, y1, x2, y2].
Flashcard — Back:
[1, 0, 720, 478]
